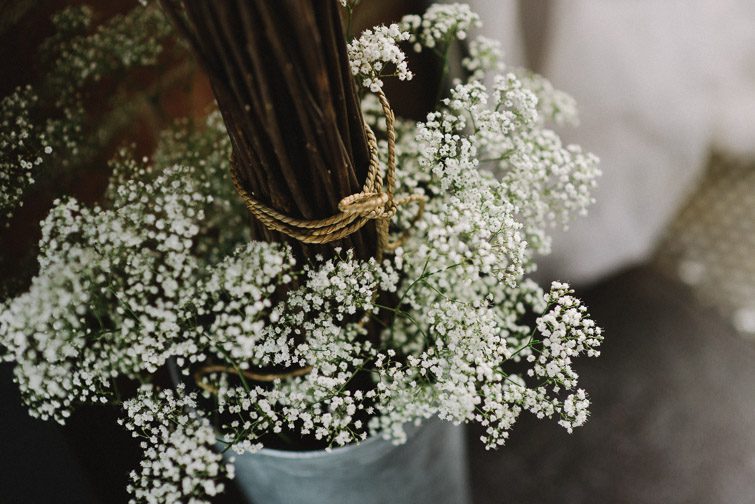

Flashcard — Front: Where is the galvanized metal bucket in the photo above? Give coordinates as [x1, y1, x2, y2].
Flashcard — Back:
[230, 418, 472, 504]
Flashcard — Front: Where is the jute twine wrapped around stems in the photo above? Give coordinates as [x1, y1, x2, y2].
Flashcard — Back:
[230, 90, 425, 262]
[195, 91, 426, 393]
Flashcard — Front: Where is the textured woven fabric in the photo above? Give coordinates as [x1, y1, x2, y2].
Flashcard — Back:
[654, 153, 755, 337]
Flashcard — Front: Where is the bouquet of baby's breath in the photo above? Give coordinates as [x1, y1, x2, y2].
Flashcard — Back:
[0, 2, 602, 502]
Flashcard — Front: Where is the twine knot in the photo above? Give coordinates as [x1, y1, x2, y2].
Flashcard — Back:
[338, 191, 394, 219]
[231, 90, 425, 260]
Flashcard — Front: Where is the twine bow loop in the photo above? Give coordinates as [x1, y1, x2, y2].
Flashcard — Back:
[338, 191, 393, 219]
[231, 90, 425, 259]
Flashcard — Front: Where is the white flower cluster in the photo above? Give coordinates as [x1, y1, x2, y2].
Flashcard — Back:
[364, 275, 604, 449]
[532, 283, 603, 384]
[44, 4, 171, 104]
[149, 111, 251, 262]
[183, 241, 295, 367]
[462, 36, 504, 81]
[0, 3, 172, 224]
[517, 70, 579, 127]
[0, 164, 213, 422]
[1, 3, 605, 500]
[401, 78, 534, 285]
[190, 248, 400, 449]
[0, 86, 52, 224]
[347, 24, 413, 92]
[350, 3, 603, 446]
[370, 282, 538, 440]
[0, 244, 100, 422]
[401, 3, 481, 53]
[518, 282, 604, 436]
[121, 385, 233, 504]
[395, 71, 599, 259]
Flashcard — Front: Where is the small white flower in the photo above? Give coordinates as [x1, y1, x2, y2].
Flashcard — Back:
[400, 4, 481, 53]
[347, 24, 413, 92]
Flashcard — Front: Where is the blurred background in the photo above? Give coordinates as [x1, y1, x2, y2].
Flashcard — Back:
[1, 0, 753, 502]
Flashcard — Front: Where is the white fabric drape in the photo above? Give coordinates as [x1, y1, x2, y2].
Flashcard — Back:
[470, 0, 755, 283]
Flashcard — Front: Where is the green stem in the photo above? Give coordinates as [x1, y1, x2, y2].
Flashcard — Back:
[346, 8, 354, 41]
[376, 302, 430, 345]
[215, 347, 252, 394]
[433, 43, 451, 107]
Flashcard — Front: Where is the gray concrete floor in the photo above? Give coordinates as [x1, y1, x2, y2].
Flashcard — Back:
[469, 266, 755, 504]
[2, 265, 753, 503]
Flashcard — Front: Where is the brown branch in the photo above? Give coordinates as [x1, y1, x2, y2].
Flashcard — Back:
[161, 0, 376, 260]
